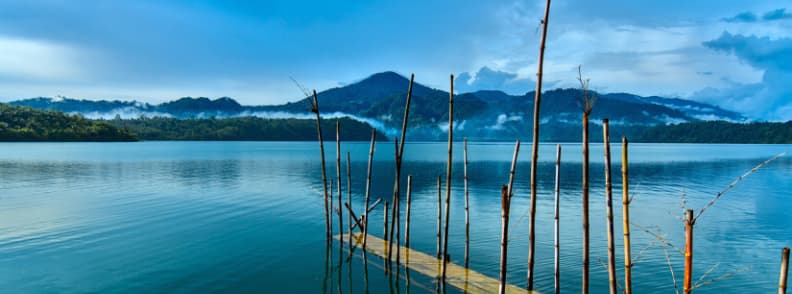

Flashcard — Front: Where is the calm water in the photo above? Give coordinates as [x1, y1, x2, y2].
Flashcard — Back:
[0, 141, 790, 293]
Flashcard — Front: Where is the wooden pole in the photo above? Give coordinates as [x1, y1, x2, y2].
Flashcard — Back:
[499, 184, 511, 294]
[336, 121, 343, 240]
[395, 139, 402, 265]
[622, 136, 633, 294]
[463, 138, 470, 268]
[405, 175, 413, 248]
[442, 74, 454, 282]
[384, 201, 390, 241]
[437, 175, 442, 259]
[781, 247, 790, 294]
[554, 144, 561, 294]
[501, 140, 521, 294]
[363, 129, 376, 250]
[389, 74, 414, 264]
[312, 90, 331, 240]
[528, 0, 552, 290]
[582, 109, 590, 294]
[683, 209, 694, 294]
[603, 119, 617, 294]
[347, 151, 352, 252]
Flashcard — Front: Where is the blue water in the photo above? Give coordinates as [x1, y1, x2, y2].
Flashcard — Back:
[0, 141, 790, 293]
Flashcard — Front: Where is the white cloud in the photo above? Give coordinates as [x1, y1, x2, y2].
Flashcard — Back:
[0, 36, 87, 81]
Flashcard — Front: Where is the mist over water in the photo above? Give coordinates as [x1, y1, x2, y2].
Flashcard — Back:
[0, 142, 789, 293]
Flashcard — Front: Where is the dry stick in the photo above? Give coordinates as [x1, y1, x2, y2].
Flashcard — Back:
[500, 141, 521, 294]
[527, 0, 552, 290]
[336, 121, 343, 241]
[405, 176, 413, 248]
[312, 91, 331, 241]
[691, 266, 751, 291]
[463, 138, 470, 268]
[581, 111, 590, 294]
[498, 185, 511, 294]
[622, 136, 633, 294]
[780, 247, 790, 294]
[347, 152, 352, 253]
[661, 243, 681, 294]
[384, 201, 390, 241]
[695, 152, 786, 221]
[437, 176, 443, 259]
[363, 129, 376, 250]
[579, 66, 593, 294]
[389, 74, 415, 264]
[554, 144, 561, 294]
[683, 209, 694, 294]
[441, 74, 454, 284]
[393, 138, 402, 267]
[602, 119, 618, 294]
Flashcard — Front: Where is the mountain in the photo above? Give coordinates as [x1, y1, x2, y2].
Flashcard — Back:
[8, 71, 746, 140]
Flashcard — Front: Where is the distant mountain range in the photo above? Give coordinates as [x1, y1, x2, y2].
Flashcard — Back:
[9, 71, 745, 140]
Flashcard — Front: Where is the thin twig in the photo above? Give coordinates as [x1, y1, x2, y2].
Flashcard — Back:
[661, 244, 680, 294]
[632, 222, 684, 255]
[691, 266, 751, 290]
[695, 152, 786, 221]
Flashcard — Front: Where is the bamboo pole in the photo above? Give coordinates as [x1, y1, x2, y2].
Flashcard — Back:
[384, 201, 390, 241]
[336, 121, 343, 240]
[437, 175, 442, 259]
[603, 119, 617, 294]
[501, 140, 521, 294]
[363, 129, 376, 250]
[442, 74, 454, 282]
[622, 136, 632, 294]
[312, 90, 331, 240]
[463, 138, 470, 268]
[499, 184, 511, 294]
[683, 209, 694, 294]
[554, 144, 561, 294]
[781, 247, 790, 294]
[395, 139, 402, 266]
[389, 74, 414, 264]
[405, 175, 413, 248]
[330, 178, 334, 234]
[347, 151, 352, 252]
[528, 0, 552, 290]
[582, 109, 590, 294]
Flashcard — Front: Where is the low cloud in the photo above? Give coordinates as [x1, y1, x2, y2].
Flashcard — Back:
[455, 67, 535, 95]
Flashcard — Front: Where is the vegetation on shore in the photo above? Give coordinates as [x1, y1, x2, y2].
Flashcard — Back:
[0, 104, 137, 141]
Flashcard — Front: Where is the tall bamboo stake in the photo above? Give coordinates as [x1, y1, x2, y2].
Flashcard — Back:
[389, 74, 414, 264]
[501, 140, 521, 294]
[463, 138, 470, 268]
[441, 74, 455, 283]
[581, 104, 591, 294]
[347, 151, 352, 252]
[394, 138, 402, 266]
[622, 136, 633, 294]
[405, 175, 413, 248]
[437, 175, 442, 259]
[312, 90, 331, 240]
[781, 247, 790, 294]
[683, 209, 694, 294]
[499, 185, 511, 294]
[336, 121, 343, 239]
[363, 129, 376, 250]
[528, 0, 552, 290]
[554, 144, 561, 294]
[603, 119, 617, 294]
[384, 201, 390, 242]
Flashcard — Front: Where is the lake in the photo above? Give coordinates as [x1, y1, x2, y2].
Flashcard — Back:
[0, 141, 789, 293]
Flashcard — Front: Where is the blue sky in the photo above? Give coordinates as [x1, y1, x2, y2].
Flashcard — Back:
[0, 1, 790, 120]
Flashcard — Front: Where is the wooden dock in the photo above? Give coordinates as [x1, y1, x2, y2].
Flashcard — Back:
[338, 233, 539, 294]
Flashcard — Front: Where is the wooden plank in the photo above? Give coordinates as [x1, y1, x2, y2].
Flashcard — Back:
[338, 233, 539, 294]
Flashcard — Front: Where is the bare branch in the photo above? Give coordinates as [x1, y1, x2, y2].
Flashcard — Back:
[661, 244, 680, 294]
[632, 238, 660, 264]
[695, 262, 720, 286]
[632, 222, 684, 255]
[691, 266, 751, 290]
[695, 152, 786, 221]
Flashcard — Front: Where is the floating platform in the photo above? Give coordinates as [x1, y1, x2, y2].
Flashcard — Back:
[338, 233, 538, 294]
